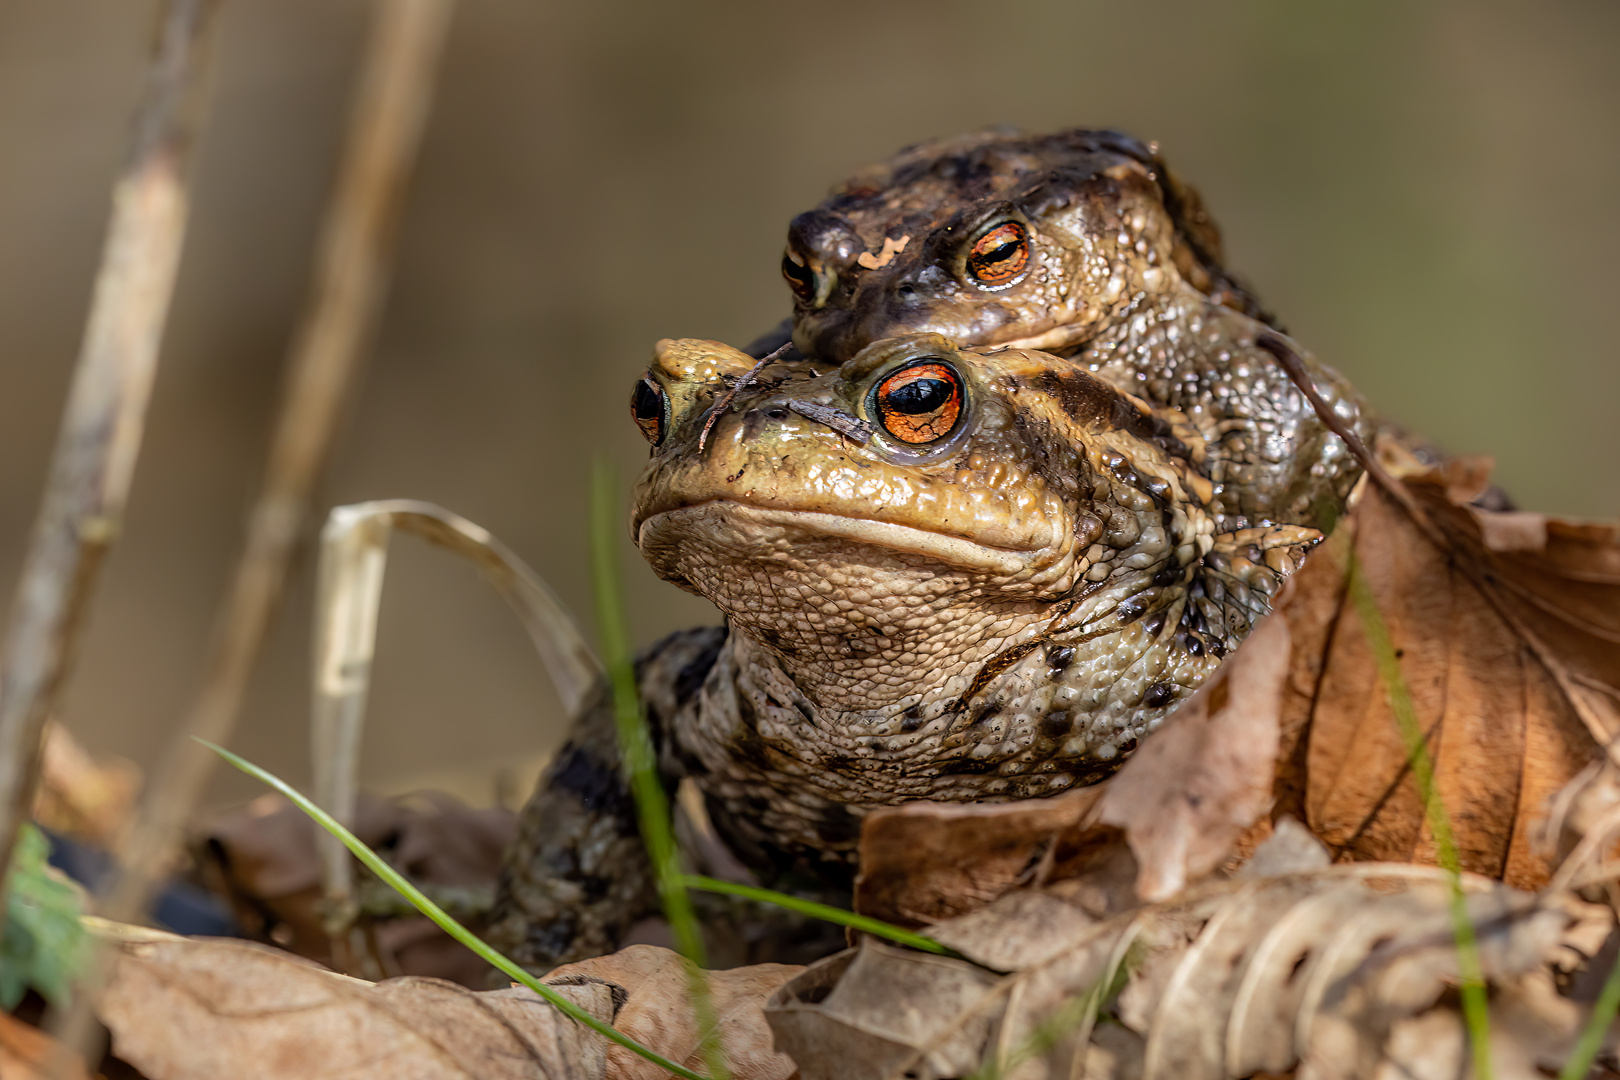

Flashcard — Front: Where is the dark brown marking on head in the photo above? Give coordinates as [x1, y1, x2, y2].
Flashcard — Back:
[1031, 369, 1120, 428]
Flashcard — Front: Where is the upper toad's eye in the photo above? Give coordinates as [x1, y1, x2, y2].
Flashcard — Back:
[873, 361, 964, 444]
[965, 221, 1030, 289]
[630, 376, 667, 444]
[781, 251, 816, 302]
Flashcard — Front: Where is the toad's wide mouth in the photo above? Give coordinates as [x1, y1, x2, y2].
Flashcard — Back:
[636, 500, 1054, 578]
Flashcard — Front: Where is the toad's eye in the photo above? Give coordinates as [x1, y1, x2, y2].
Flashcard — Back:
[630, 376, 667, 444]
[781, 251, 816, 303]
[966, 221, 1030, 289]
[873, 361, 964, 445]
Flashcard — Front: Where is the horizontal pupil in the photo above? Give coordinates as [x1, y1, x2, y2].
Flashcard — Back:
[887, 378, 951, 414]
[974, 240, 1019, 264]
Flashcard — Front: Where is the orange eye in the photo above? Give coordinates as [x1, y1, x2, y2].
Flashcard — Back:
[630, 376, 667, 444]
[873, 361, 964, 445]
[966, 221, 1030, 288]
[781, 251, 816, 302]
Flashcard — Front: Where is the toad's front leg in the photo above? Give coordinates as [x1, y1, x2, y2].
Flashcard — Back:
[486, 627, 726, 971]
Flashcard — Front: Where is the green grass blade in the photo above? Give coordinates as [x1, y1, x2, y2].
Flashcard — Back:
[200, 739, 712, 1080]
[590, 460, 730, 1080]
[677, 874, 956, 956]
[1560, 943, 1620, 1080]
[1345, 550, 1492, 1080]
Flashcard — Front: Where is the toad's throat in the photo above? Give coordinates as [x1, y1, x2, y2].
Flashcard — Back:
[637, 499, 1056, 577]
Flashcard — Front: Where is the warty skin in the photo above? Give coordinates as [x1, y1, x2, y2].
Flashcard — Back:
[771, 127, 1372, 532]
[488, 333, 1317, 971]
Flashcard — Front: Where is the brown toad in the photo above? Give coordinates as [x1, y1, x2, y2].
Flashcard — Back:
[489, 333, 1316, 970]
[762, 127, 1371, 532]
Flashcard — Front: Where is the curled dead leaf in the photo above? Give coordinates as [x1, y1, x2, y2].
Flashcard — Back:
[1274, 465, 1619, 887]
[769, 864, 1617, 1080]
[546, 945, 802, 1080]
[91, 921, 612, 1080]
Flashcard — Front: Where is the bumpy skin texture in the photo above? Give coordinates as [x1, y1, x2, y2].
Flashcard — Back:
[775, 127, 1370, 531]
[489, 334, 1319, 970]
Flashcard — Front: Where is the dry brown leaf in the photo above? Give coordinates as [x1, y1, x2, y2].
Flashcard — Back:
[92, 921, 611, 1080]
[1096, 611, 1292, 901]
[768, 864, 1618, 1080]
[854, 787, 1106, 926]
[547, 945, 802, 1080]
[1275, 465, 1620, 888]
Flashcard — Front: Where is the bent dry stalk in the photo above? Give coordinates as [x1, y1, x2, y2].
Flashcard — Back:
[308, 499, 601, 959]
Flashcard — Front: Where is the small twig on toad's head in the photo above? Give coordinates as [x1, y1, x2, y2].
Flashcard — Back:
[697, 342, 792, 451]
[786, 400, 874, 445]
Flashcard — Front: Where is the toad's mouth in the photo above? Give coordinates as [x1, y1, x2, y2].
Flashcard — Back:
[637, 500, 1057, 577]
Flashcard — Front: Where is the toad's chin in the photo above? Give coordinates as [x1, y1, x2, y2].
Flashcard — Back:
[636, 499, 1063, 580]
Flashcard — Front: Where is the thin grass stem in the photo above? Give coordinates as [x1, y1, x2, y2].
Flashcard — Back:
[1345, 549, 1492, 1080]
[591, 460, 730, 1080]
[677, 874, 955, 956]
[202, 739, 711, 1080]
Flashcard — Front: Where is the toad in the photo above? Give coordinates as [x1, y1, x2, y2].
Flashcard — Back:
[760, 127, 1370, 531]
[489, 334, 1317, 969]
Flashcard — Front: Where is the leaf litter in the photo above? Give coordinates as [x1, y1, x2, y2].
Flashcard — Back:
[57, 450, 1620, 1077]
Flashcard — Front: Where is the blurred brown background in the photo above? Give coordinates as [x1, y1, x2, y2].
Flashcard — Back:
[0, 0, 1615, 809]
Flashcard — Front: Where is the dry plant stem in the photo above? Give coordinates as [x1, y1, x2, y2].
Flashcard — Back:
[95, 0, 456, 929]
[50, 0, 452, 1065]
[696, 343, 789, 452]
[0, 0, 221, 896]
[309, 500, 601, 944]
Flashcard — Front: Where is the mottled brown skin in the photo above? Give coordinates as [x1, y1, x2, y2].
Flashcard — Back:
[488, 335, 1317, 971]
[773, 127, 1371, 532]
